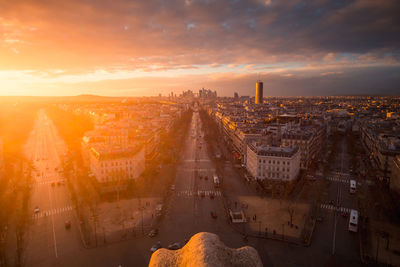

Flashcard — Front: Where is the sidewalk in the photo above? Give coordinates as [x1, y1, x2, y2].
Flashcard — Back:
[362, 220, 400, 266]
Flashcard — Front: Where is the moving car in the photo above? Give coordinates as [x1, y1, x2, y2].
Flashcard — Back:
[148, 228, 159, 237]
[150, 242, 162, 253]
[167, 242, 182, 250]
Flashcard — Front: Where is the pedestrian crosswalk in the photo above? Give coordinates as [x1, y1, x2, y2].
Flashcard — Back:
[35, 179, 65, 185]
[32, 206, 73, 219]
[177, 190, 222, 197]
[182, 168, 216, 172]
[327, 176, 350, 183]
[320, 203, 351, 213]
[184, 159, 211, 162]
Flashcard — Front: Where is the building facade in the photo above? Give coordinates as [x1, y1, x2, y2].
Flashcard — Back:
[246, 143, 300, 182]
[89, 146, 145, 184]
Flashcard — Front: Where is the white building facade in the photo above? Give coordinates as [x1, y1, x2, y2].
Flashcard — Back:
[89, 146, 145, 184]
[246, 143, 300, 182]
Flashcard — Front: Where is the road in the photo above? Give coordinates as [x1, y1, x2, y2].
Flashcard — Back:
[159, 106, 229, 244]
[313, 135, 361, 265]
[23, 109, 82, 267]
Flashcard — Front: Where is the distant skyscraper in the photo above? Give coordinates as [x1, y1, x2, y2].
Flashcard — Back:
[255, 80, 263, 104]
[234, 92, 239, 99]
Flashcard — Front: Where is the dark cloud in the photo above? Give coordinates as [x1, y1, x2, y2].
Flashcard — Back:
[1, 0, 399, 69]
[1, 0, 399, 95]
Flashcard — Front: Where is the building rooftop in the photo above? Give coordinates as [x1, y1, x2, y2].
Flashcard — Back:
[248, 143, 299, 158]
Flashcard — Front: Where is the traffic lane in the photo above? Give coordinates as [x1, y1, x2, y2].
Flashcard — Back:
[333, 214, 361, 266]
[174, 169, 195, 191]
[24, 215, 58, 266]
[311, 208, 336, 255]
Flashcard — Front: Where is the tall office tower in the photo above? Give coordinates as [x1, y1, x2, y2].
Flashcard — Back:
[255, 80, 263, 104]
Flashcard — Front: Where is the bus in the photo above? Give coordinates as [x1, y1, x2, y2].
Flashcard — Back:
[348, 209, 358, 232]
[213, 174, 220, 188]
[350, 180, 356, 194]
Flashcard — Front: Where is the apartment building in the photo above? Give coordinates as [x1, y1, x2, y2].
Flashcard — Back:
[281, 124, 325, 169]
[360, 120, 400, 183]
[89, 145, 145, 184]
[246, 143, 300, 182]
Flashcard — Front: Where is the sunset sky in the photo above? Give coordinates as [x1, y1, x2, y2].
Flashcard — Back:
[1, 0, 399, 96]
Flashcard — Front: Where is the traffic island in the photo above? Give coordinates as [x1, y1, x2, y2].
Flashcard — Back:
[84, 197, 162, 247]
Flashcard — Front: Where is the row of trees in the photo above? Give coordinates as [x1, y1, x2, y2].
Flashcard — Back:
[45, 105, 94, 153]
[0, 102, 39, 266]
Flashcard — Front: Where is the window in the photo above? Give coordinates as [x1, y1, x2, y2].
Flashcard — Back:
[263, 160, 265, 163]
[283, 161, 285, 165]
[269, 160, 271, 164]
[277, 161, 280, 164]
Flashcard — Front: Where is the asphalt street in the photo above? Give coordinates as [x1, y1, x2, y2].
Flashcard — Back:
[23, 109, 83, 267]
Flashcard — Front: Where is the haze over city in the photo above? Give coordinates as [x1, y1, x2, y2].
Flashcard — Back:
[1, 0, 399, 96]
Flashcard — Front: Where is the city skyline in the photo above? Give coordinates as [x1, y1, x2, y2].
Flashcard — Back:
[1, 0, 399, 96]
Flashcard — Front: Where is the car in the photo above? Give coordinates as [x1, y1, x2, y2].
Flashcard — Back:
[34, 206, 40, 213]
[148, 228, 159, 237]
[167, 242, 182, 250]
[150, 242, 162, 253]
[65, 221, 71, 229]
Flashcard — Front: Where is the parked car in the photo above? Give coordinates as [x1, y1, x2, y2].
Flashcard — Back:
[148, 228, 159, 237]
[150, 242, 162, 253]
[34, 206, 40, 213]
[210, 212, 218, 219]
[65, 220, 71, 229]
[167, 242, 182, 250]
